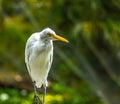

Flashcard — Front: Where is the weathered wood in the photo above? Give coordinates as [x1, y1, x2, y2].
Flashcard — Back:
[0, 70, 33, 91]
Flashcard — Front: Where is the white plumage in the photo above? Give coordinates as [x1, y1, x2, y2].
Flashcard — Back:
[25, 28, 68, 88]
[25, 28, 54, 88]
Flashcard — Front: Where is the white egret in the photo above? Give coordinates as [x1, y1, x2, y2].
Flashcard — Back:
[25, 28, 68, 103]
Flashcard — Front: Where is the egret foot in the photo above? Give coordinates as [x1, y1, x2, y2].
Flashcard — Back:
[32, 94, 43, 104]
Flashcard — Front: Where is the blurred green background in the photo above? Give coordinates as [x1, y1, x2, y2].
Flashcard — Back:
[0, 0, 120, 104]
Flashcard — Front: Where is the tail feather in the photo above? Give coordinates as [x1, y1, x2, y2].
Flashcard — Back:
[35, 79, 48, 88]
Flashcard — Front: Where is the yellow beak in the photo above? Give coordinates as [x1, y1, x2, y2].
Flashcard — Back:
[51, 34, 69, 43]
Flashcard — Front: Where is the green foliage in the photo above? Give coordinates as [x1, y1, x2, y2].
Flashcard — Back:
[0, 84, 103, 104]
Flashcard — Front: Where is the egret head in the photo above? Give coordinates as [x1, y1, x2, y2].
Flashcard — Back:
[40, 28, 69, 43]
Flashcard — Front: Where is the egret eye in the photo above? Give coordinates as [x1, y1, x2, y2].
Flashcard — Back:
[47, 33, 54, 37]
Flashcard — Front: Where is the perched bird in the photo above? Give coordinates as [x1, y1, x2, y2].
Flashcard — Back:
[25, 28, 68, 103]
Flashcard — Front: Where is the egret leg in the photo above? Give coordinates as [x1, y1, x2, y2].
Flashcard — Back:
[33, 81, 38, 96]
[43, 85, 46, 104]
[32, 81, 43, 104]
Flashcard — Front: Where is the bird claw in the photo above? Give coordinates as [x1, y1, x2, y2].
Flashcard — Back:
[32, 95, 43, 104]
